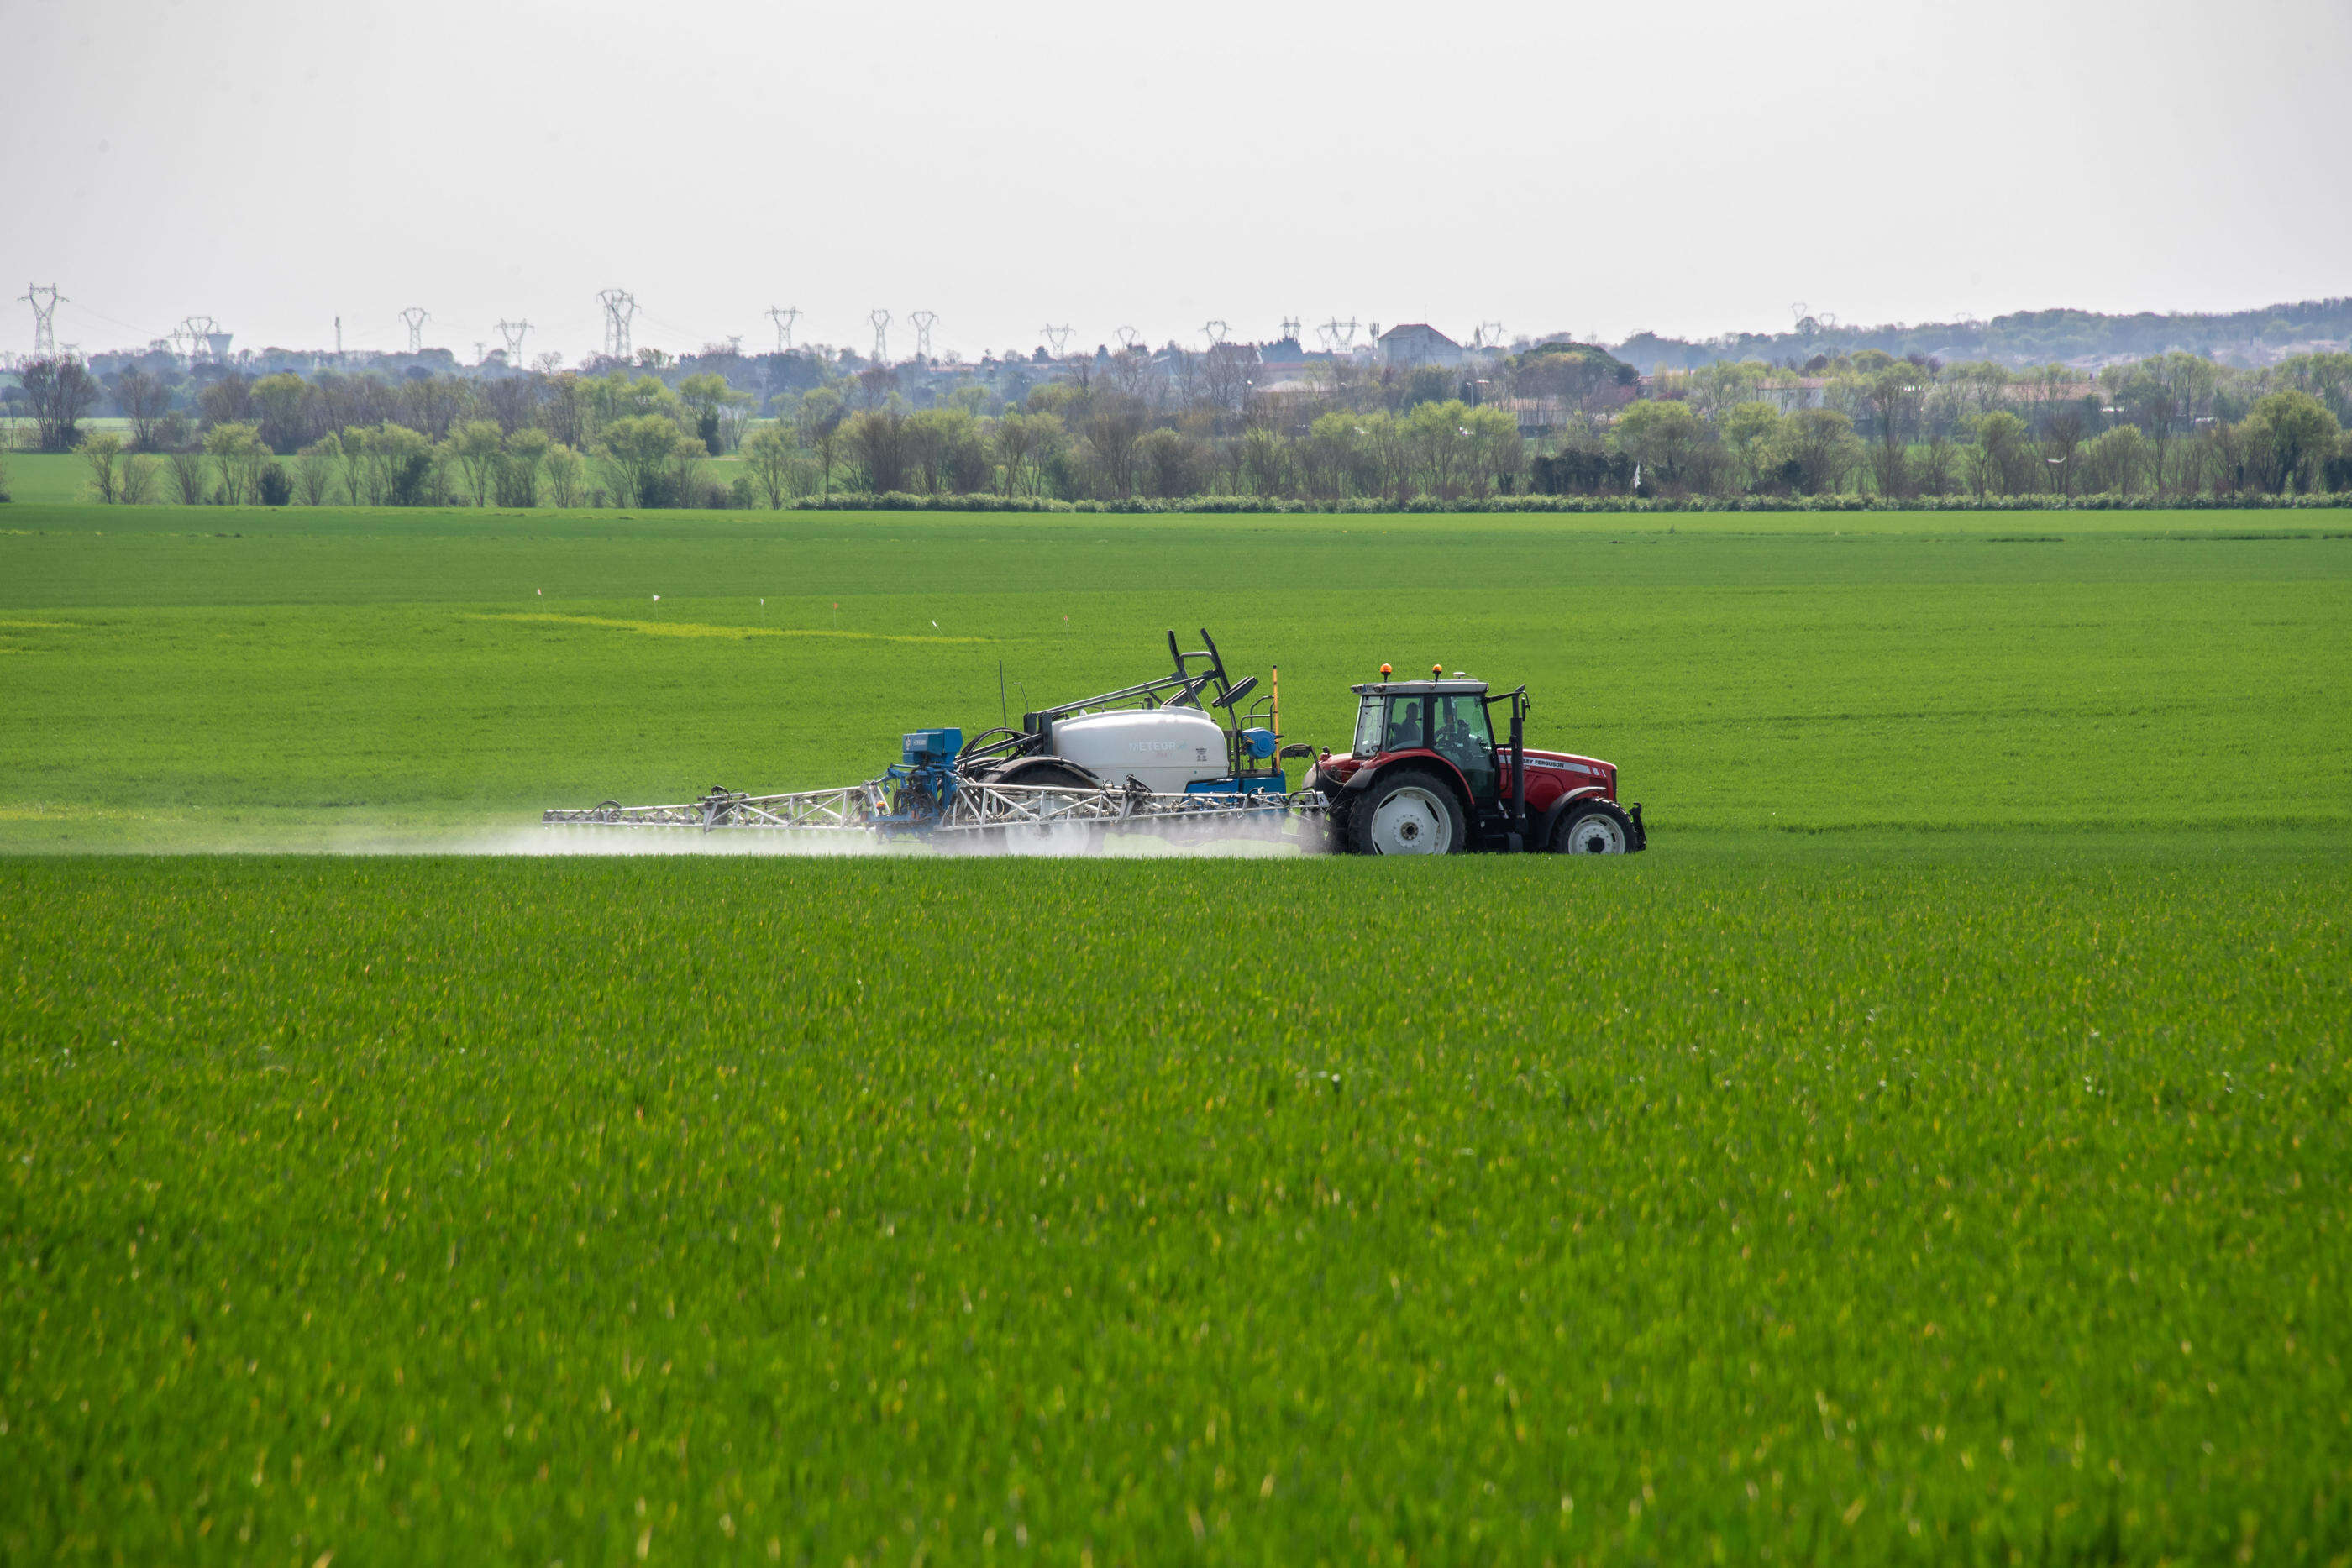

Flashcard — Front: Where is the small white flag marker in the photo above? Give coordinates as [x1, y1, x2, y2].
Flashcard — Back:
[653, 594, 661, 601]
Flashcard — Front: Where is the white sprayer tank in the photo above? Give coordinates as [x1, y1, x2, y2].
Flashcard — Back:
[1050, 708, 1227, 794]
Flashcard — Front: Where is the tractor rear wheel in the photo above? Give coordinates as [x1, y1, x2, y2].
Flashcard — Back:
[990, 758, 1099, 790]
[1347, 771, 1466, 856]
[1553, 800, 1635, 855]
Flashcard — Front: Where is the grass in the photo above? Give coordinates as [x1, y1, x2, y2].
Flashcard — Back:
[3, 501, 2349, 1562]
[4, 846, 2347, 1564]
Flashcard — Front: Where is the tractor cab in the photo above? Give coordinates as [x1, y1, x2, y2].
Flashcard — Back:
[1352, 679, 1502, 800]
[1307, 665, 1646, 855]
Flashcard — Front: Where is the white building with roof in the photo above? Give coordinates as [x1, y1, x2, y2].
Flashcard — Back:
[1377, 323, 1464, 370]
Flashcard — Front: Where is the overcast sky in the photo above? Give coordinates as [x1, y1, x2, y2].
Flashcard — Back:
[5, 0, 2348, 363]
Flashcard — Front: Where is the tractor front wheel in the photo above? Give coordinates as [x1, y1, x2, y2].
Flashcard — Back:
[1553, 800, 1636, 854]
[1347, 772, 1466, 856]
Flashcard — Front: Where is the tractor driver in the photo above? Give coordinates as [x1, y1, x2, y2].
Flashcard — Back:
[1435, 700, 1478, 763]
[1386, 700, 1422, 753]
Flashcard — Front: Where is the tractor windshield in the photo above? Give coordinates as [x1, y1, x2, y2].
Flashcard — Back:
[1432, 694, 1493, 768]
[1353, 695, 1386, 757]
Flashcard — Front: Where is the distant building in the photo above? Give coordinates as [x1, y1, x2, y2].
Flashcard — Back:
[1378, 323, 1464, 370]
[1753, 376, 1833, 412]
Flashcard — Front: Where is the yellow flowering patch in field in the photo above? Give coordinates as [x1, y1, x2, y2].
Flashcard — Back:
[475, 612, 985, 644]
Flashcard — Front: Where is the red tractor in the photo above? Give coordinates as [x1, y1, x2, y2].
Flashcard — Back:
[1300, 664, 1647, 856]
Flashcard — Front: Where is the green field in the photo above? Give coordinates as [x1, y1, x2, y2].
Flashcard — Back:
[3, 501, 2349, 1564]
[3, 501, 2347, 848]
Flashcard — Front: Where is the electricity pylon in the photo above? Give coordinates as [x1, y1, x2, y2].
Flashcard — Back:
[18, 285, 62, 356]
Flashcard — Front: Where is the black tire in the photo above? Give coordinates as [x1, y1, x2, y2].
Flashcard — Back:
[991, 758, 1100, 790]
[1552, 800, 1636, 855]
[1346, 770, 1467, 856]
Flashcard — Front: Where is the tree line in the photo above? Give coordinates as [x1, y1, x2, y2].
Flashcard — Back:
[10, 340, 2351, 508]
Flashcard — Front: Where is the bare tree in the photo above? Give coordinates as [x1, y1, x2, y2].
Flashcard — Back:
[1864, 366, 1924, 499]
[20, 357, 101, 451]
[482, 373, 546, 435]
[195, 371, 253, 429]
[165, 447, 210, 505]
[1083, 396, 1147, 498]
[2039, 408, 2086, 496]
[841, 408, 910, 493]
[113, 366, 175, 451]
[296, 436, 341, 505]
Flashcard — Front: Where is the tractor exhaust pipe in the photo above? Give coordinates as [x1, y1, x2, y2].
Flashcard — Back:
[1509, 695, 1528, 849]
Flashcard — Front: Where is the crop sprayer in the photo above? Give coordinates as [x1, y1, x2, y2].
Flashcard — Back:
[543, 629, 1646, 855]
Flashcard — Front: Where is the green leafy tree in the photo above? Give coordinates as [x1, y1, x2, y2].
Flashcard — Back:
[2243, 390, 2340, 493]
[1782, 408, 1861, 495]
[295, 434, 342, 505]
[249, 373, 312, 454]
[1685, 359, 1767, 420]
[991, 411, 1061, 498]
[78, 432, 127, 503]
[1966, 411, 2030, 496]
[543, 443, 588, 508]
[1133, 427, 1208, 498]
[497, 429, 550, 508]
[1360, 412, 1415, 506]
[1404, 399, 1478, 501]
[1462, 405, 1522, 498]
[451, 420, 505, 506]
[2078, 424, 2150, 496]
[1297, 412, 1362, 500]
[338, 426, 377, 505]
[1238, 427, 1291, 498]
[742, 425, 797, 509]
[119, 454, 158, 504]
[202, 422, 268, 505]
[369, 424, 434, 506]
[676, 373, 754, 454]
[1720, 401, 1784, 492]
[600, 415, 704, 508]
[1945, 361, 2012, 421]
[1611, 398, 1705, 490]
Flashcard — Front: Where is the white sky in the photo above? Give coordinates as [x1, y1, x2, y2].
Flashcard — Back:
[5, 0, 2349, 363]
